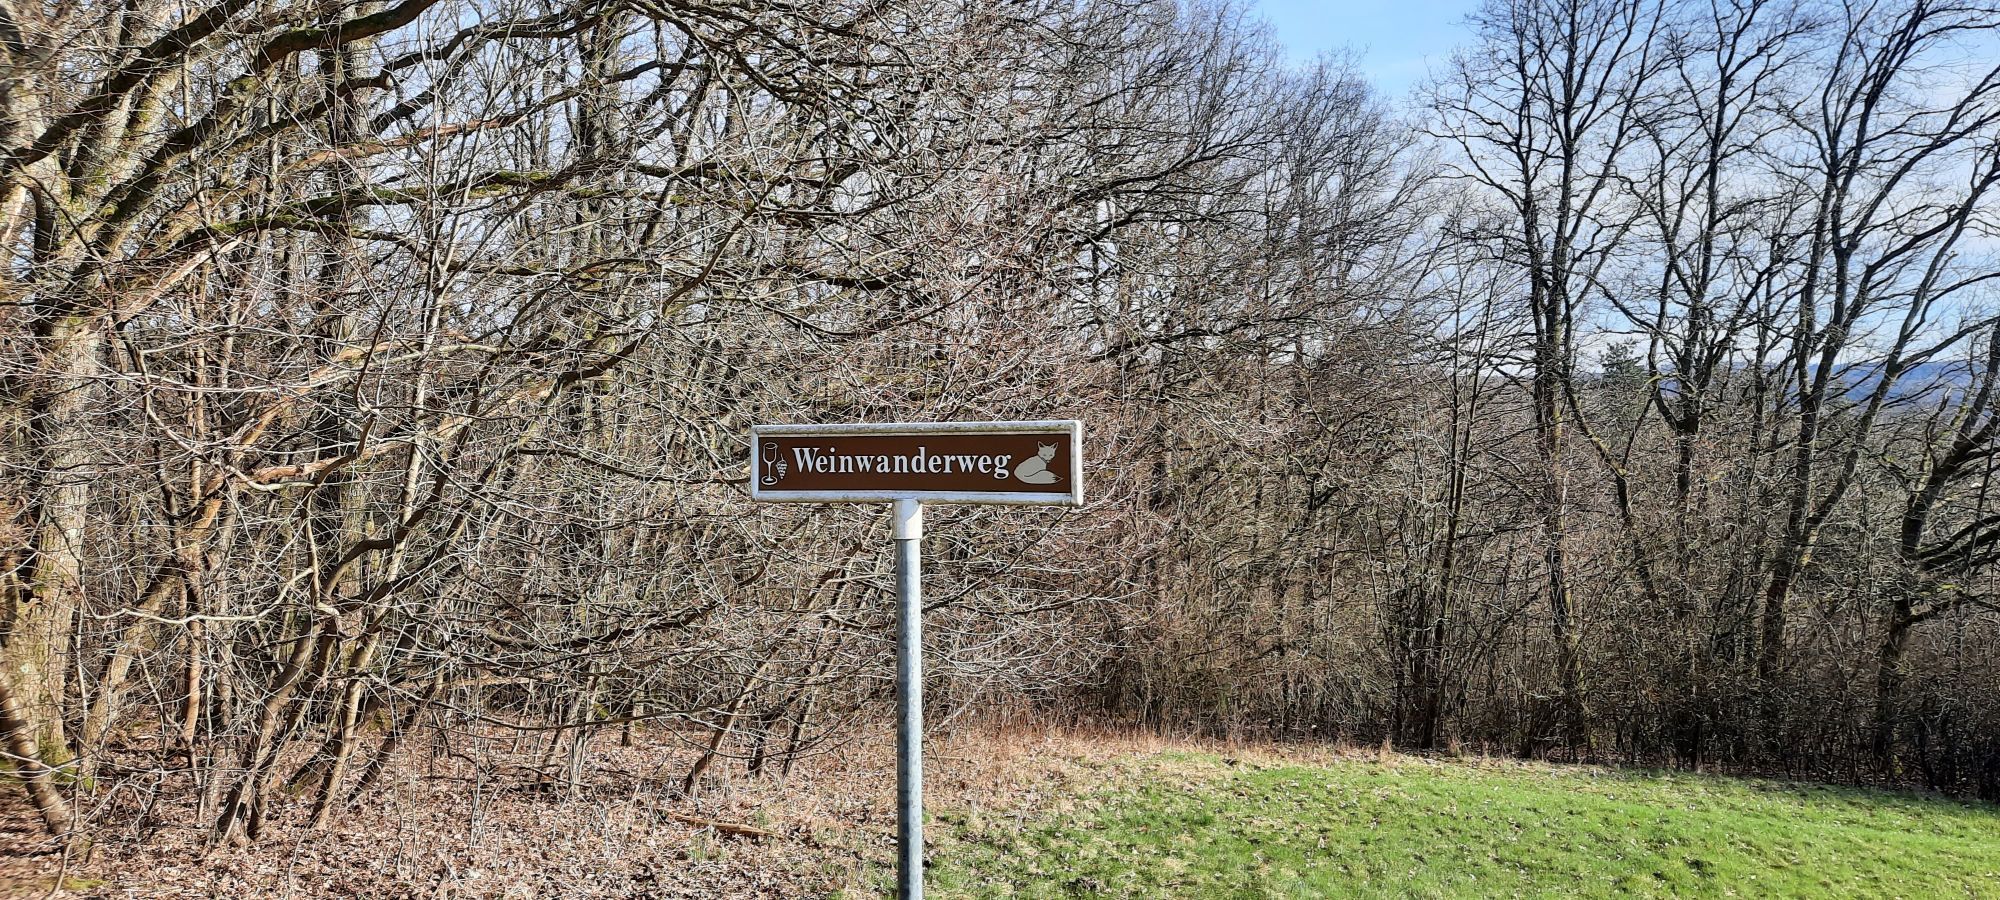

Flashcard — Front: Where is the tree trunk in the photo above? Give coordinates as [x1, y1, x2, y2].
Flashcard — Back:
[0, 666, 72, 836]
[4, 311, 104, 779]
[1871, 591, 1915, 766]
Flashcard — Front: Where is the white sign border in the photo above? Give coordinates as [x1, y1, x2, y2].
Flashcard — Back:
[749, 420, 1083, 506]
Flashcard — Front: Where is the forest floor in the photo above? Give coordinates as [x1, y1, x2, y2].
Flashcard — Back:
[0, 726, 1995, 898]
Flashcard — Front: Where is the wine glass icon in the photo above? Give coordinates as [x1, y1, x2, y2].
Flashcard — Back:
[761, 441, 786, 485]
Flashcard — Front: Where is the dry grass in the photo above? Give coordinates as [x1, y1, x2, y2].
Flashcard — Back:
[0, 722, 1289, 899]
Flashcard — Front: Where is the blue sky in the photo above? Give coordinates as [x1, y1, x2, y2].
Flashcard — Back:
[1250, 0, 1482, 98]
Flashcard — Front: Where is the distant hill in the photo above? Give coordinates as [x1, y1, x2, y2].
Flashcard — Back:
[1597, 359, 1984, 404]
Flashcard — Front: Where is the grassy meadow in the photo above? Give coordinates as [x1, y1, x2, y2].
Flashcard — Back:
[919, 750, 2000, 899]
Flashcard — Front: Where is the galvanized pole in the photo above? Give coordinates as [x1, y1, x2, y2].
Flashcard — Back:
[893, 498, 925, 899]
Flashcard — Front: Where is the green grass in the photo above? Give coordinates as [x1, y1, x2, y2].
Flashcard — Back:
[926, 751, 2000, 899]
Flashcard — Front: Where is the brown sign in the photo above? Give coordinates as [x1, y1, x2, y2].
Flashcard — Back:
[749, 421, 1082, 505]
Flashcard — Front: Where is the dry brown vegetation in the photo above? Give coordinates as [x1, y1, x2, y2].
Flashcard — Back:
[0, 724, 1223, 898]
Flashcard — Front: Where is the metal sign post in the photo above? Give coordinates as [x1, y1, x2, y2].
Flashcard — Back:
[750, 421, 1082, 898]
[893, 498, 924, 900]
